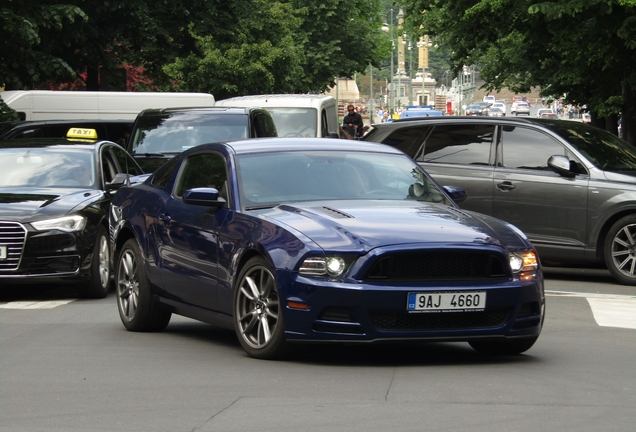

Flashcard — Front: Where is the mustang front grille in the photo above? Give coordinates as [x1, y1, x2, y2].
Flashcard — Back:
[364, 251, 509, 281]
[371, 308, 511, 331]
[0, 222, 26, 272]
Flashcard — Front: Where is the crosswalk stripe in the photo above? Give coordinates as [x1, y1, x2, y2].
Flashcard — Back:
[0, 299, 76, 309]
[546, 290, 636, 330]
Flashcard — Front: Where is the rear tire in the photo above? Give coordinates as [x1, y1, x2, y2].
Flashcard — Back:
[81, 226, 111, 298]
[469, 336, 538, 355]
[116, 238, 171, 331]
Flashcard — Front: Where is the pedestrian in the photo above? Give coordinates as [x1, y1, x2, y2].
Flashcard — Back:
[343, 105, 363, 139]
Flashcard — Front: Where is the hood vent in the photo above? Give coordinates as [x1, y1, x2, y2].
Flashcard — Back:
[310, 206, 353, 219]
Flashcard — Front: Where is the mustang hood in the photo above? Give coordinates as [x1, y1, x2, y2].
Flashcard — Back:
[0, 188, 102, 221]
[259, 200, 530, 252]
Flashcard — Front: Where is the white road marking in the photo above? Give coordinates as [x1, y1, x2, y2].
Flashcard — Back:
[0, 299, 76, 309]
[546, 290, 636, 330]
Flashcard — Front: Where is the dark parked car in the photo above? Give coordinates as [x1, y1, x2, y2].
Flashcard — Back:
[109, 137, 544, 359]
[363, 116, 636, 285]
[0, 119, 133, 145]
[0, 128, 143, 297]
[126, 107, 277, 172]
[465, 102, 490, 116]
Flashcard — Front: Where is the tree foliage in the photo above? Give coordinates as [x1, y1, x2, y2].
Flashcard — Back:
[1, 0, 388, 97]
[402, 0, 636, 143]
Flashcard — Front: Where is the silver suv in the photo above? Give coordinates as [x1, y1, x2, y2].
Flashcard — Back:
[363, 116, 636, 285]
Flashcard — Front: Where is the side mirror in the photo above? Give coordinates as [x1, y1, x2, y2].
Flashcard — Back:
[183, 187, 226, 207]
[105, 172, 129, 192]
[442, 185, 467, 204]
[548, 155, 575, 178]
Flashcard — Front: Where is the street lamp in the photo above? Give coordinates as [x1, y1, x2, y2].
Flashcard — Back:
[407, 41, 412, 105]
[382, 9, 394, 114]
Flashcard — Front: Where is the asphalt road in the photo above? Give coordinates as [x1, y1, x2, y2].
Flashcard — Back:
[1, 269, 635, 432]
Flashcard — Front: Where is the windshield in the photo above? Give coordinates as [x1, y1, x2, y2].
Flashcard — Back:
[131, 113, 249, 154]
[0, 148, 95, 188]
[547, 122, 636, 172]
[236, 150, 450, 209]
[265, 108, 317, 137]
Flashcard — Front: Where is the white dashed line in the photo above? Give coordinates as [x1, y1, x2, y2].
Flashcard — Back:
[547, 290, 636, 330]
[0, 299, 76, 309]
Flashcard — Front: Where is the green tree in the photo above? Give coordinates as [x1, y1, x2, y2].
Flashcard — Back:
[402, 0, 636, 144]
[1, 2, 86, 89]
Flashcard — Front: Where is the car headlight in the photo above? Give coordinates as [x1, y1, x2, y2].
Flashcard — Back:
[509, 251, 538, 280]
[299, 256, 348, 277]
[31, 215, 87, 232]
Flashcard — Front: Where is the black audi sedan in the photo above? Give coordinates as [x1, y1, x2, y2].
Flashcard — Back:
[0, 128, 143, 297]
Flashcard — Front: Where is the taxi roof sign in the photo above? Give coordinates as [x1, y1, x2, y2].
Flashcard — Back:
[67, 128, 98, 139]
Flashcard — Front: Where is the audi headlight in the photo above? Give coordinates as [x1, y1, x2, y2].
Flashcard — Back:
[509, 251, 538, 280]
[299, 256, 348, 277]
[31, 215, 87, 232]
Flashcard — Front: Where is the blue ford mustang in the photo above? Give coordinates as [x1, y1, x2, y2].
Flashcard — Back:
[109, 138, 544, 359]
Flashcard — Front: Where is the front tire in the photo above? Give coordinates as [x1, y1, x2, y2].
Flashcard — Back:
[469, 336, 538, 355]
[233, 257, 288, 359]
[604, 215, 636, 285]
[82, 226, 111, 298]
[116, 238, 171, 331]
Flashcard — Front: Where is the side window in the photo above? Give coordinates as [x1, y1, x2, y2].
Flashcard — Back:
[175, 153, 228, 199]
[150, 158, 177, 188]
[253, 112, 277, 137]
[100, 147, 119, 184]
[422, 124, 494, 165]
[500, 126, 571, 170]
[320, 109, 329, 137]
[108, 146, 144, 176]
[381, 126, 431, 159]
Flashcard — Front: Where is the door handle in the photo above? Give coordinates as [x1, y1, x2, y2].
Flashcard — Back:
[159, 213, 172, 223]
[496, 181, 516, 191]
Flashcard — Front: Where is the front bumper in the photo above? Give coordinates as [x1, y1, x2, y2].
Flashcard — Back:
[280, 273, 544, 343]
[0, 221, 93, 283]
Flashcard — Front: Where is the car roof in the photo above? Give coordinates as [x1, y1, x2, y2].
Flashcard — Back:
[0, 137, 114, 150]
[368, 116, 570, 129]
[137, 107, 263, 116]
[201, 137, 404, 156]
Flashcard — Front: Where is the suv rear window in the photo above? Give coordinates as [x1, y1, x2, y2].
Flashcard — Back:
[422, 124, 495, 165]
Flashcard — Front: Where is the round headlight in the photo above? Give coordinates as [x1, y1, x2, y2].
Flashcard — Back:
[326, 257, 346, 276]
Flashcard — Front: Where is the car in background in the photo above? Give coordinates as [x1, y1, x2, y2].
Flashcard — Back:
[399, 108, 445, 119]
[483, 95, 496, 106]
[536, 108, 555, 118]
[362, 116, 636, 286]
[491, 102, 507, 112]
[109, 138, 544, 359]
[214, 94, 340, 138]
[0, 119, 133, 145]
[488, 107, 505, 117]
[511, 102, 530, 116]
[0, 128, 143, 297]
[127, 107, 277, 172]
[466, 102, 490, 116]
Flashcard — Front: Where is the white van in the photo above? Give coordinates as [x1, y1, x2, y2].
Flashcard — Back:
[0, 90, 215, 121]
[214, 94, 340, 138]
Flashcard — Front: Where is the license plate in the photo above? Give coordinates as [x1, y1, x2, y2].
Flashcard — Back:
[0, 245, 6, 261]
[407, 292, 486, 313]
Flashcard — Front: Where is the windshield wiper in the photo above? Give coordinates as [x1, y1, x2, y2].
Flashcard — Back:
[245, 204, 277, 210]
